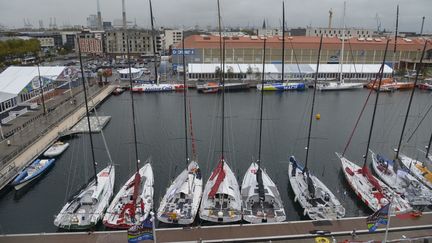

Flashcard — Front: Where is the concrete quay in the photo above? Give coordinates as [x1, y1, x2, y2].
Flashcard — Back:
[0, 213, 431, 242]
[0, 84, 115, 192]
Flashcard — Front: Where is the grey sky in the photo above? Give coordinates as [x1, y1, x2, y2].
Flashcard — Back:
[0, 0, 431, 33]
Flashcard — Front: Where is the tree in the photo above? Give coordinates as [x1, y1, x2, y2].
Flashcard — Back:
[214, 66, 221, 79]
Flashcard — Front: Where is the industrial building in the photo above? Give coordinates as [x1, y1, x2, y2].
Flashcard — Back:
[173, 35, 431, 70]
[104, 29, 162, 57]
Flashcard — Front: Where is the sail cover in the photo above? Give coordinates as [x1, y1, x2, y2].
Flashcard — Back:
[208, 160, 226, 198]
[362, 165, 382, 192]
[256, 168, 265, 201]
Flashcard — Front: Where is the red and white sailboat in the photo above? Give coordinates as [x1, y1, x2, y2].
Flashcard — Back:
[103, 32, 154, 229]
[337, 39, 411, 214]
[199, 0, 241, 223]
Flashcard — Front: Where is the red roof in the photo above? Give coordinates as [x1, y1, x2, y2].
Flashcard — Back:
[177, 35, 430, 52]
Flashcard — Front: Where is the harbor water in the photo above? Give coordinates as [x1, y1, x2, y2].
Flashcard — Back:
[0, 88, 431, 234]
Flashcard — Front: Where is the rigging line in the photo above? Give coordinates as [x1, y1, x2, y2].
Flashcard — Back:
[362, 39, 390, 168]
[281, 1, 285, 82]
[304, 35, 323, 170]
[182, 36, 189, 167]
[126, 31, 139, 172]
[346, 40, 358, 78]
[395, 40, 429, 158]
[288, 40, 304, 82]
[77, 36, 98, 185]
[342, 78, 380, 156]
[405, 102, 432, 143]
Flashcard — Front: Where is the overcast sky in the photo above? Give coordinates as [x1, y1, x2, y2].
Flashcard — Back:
[0, 0, 431, 33]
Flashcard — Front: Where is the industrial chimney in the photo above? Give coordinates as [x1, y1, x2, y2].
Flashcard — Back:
[97, 0, 102, 29]
[122, 0, 127, 29]
[328, 9, 333, 29]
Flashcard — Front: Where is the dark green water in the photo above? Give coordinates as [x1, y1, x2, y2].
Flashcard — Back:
[0, 88, 431, 234]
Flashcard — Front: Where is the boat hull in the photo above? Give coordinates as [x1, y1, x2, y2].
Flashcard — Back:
[288, 157, 345, 220]
[241, 162, 286, 223]
[103, 163, 153, 229]
[11, 159, 56, 190]
[157, 161, 203, 225]
[199, 160, 241, 223]
[44, 143, 70, 158]
[337, 153, 411, 213]
[316, 82, 363, 91]
[54, 165, 115, 230]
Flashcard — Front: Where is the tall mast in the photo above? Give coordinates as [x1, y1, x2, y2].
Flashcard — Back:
[149, 0, 158, 85]
[362, 39, 390, 167]
[304, 35, 323, 170]
[182, 36, 189, 166]
[126, 32, 140, 172]
[258, 38, 266, 168]
[77, 37, 98, 185]
[217, 0, 225, 161]
[391, 5, 399, 78]
[339, 1, 346, 83]
[395, 40, 428, 159]
[281, 1, 285, 83]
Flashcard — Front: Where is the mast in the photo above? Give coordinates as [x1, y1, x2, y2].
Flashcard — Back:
[126, 31, 140, 173]
[339, 1, 346, 83]
[304, 35, 323, 170]
[217, 0, 225, 162]
[149, 0, 158, 85]
[182, 35, 189, 166]
[77, 37, 98, 185]
[395, 40, 428, 159]
[256, 37, 267, 201]
[391, 5, 399, 78]
[362, 39, 390, 167]
[281, 1, 285, 83]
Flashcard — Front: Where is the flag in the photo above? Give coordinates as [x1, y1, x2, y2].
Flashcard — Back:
[366, 203, 390, 232]
[128, 218, 154, 242]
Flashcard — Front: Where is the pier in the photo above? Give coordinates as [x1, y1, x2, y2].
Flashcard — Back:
[0, 85, 115, 192]
[0, 213, 431, 242]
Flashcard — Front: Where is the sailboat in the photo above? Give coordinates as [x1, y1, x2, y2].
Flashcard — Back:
[54, 37, 115, 230]
[370, 40, 432, 206]
[337, 39, 411, 214]
[103, 33, 154, 229]
[199, 0, 241, 223]
[157, 35, 203, 225]
[256, 3, 305, 92]
[241, 36, 286, 224]
[288, 36, 345, 220]
[316, 2, 363, 91]
[131, 0, 184, 93]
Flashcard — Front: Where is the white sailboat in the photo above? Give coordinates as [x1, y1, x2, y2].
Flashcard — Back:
[157, 36, 203, 225]
[199, 0, 241, 223]
[316, 2, 363, 91]
[398, 153, 432, 190]
[370, 151, 432, 206]
[54, 38, 115, 230]
[370, 45, 432, 207]
[337, 40, 411, 214]
[289, 36, 345, 220]
[103, 32, 154, 229]
[241, 36, 286, 224]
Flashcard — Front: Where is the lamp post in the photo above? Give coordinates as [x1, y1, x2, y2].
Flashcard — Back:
[37, 59, 46, 115]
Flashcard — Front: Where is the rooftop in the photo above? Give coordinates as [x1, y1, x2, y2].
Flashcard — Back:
[177, 35, 430, 51]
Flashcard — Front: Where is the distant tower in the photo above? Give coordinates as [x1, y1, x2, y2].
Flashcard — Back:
[53, 17, 57, 29]
[420, 16, 425, 36]
[39, 20, 44, 29]
[97, 0, 103, 29]
[122, 0, 127, 29]
[328, 9, 333, 29]
[262, 19, 266, 29]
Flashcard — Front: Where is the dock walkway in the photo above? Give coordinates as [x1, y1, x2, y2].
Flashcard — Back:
[0, 85, 115, 191]
[0, 213, 431, 242]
